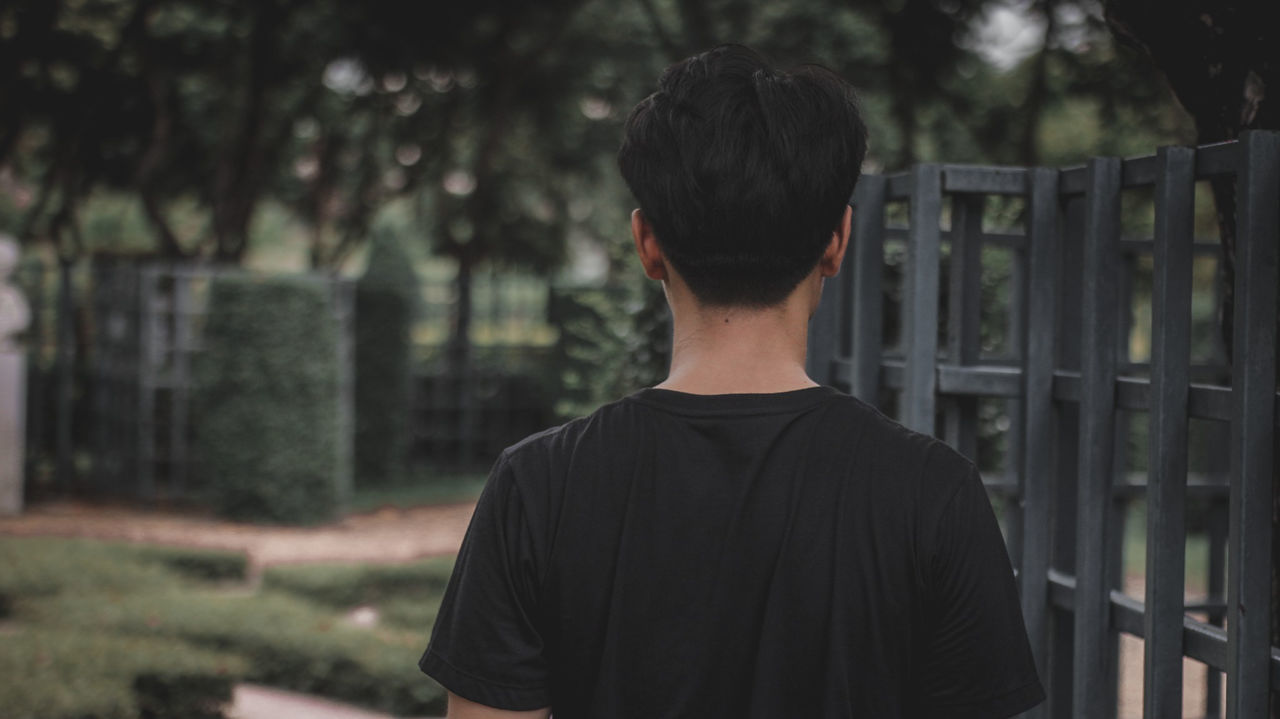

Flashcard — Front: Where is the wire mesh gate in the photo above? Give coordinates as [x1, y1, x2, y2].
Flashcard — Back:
[807, 131, 1278, 719]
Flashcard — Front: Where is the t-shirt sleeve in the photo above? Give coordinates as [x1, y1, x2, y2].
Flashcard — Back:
[914, 458, 1045, 719]
[419, 451, 551, 710]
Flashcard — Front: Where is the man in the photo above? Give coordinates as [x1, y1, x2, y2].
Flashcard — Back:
[420, 44, 1045, 719]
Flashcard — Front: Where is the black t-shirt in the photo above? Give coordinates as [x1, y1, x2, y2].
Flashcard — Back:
[420, 386, 1045, 718]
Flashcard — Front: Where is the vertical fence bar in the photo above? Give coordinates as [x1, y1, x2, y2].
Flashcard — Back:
[171, 271, 193, 496]
[54, 258, 74, 490]
[1020, 167, 1059, 719]
[1143, 145, 1195, 718]
[1072, 157, 1121, 719]
[1206, 505, 1227, 719]
[22, 262, 46, 485]
[835, 218, 856, 374]
[1050, 192, 1085, 719]
[850, 177, 886, 404]
[806, 264, 841, 384]
[945, 193, 983, 459]
[137, 266, 157, 501]
[1225, 130, 1278, 719]
[335, 278, 355, 508]
[902, 164, 942, 434]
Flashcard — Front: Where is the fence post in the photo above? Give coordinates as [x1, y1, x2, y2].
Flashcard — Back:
[806, 265, 841, 384]
[902, 164, 942, 434]
[1143, 144, 1195, 717]
[849, 176, 886, 404]
[944, 192, 983, 459]
[1225, 129, 1278, 719]
[1020, 166, 1059, 719]
[1072, 156, 1122, 719]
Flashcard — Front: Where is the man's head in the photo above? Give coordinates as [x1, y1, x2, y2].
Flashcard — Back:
[618, 44, 868, 308]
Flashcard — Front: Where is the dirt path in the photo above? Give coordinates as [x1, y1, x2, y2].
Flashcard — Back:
[0, 500, 476, 570]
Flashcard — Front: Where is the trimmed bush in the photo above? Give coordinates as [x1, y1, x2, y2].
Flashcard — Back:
[193, 274, 349, 524]
[133, 545, 249, 582]
[355, 232, 419, 486]
[25, 588, 447, 716]
[0, 537, 182, 599]
[2, 537, 449, 717]
[0, 627, 244, 719]
[134, 673, 233, 719]
[262, 557, 455, 610]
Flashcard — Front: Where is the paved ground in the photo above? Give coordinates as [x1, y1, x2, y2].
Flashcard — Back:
[229, 684, 436, 719]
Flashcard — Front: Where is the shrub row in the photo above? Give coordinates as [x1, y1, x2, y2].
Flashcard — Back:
[2, 537, 449, 717]
[22, 587, 446, 716]
[0, 626, 244, 719]
[193, 274, 350, 524]
[261, 557, 455, 610]
[355, 232, 419, 486]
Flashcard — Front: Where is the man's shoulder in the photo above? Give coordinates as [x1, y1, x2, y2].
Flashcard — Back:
[817, 393, 980, 508]
[496, 394, 639, 470]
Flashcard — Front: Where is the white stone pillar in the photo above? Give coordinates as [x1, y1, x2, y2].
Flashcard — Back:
[0, 235, 30, 516]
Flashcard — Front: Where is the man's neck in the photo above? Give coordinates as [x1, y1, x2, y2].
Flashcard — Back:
[655, 297, 817, 396]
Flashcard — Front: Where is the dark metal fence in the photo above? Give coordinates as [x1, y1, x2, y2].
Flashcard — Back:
[807, 132, 1278, 719]
[21, 261, 355, 501]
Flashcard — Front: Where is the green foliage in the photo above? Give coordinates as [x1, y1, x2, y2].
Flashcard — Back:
[133, 673, 234, 719]
[131, 545, 249, 583]
[262, 558, 455, 613]
[23, 588, 445, 716]
[548, 279, 668, 418]
[0, 627, 244, 719]
[0, 539, 248, 719]
[0, 537, 183, 600]
[348, 472, 487, 512]
[1, 537, 450, 717]
[193, 274, 350, 524]
[355, 232, 419, 486]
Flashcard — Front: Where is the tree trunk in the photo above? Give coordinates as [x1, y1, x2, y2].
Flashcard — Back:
[211, 1, 283, 263]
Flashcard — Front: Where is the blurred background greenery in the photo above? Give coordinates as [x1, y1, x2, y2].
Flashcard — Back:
[3, 0, 1230, 492]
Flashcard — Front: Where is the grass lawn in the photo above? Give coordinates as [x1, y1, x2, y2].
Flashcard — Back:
[0, 537, 454, 719]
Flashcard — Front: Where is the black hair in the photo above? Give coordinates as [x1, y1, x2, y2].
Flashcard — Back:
[617, 44, 868, 307]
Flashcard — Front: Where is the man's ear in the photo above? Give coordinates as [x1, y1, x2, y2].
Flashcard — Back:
[819, 205, 852, 278]
[631, 209, 667, 281]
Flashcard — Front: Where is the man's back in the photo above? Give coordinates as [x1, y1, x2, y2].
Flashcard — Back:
[421, 386, 1043, 718]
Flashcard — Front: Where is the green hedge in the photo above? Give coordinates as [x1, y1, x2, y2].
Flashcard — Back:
[132, 545, 249, 583]
[262, 558, 454, 613]
[0, 539, 248, 719]
[355, 232, 419, 486]
[193, 274, 349, 524]
[0, 627, 244, 719]
[24, 587, 446, 716]
[1, 537, 449, 717]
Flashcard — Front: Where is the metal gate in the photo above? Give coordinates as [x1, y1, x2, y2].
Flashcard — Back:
[807, 131, 1278, 718]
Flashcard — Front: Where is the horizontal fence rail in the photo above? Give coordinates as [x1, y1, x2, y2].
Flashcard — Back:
[807, 132, 1279, 719]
